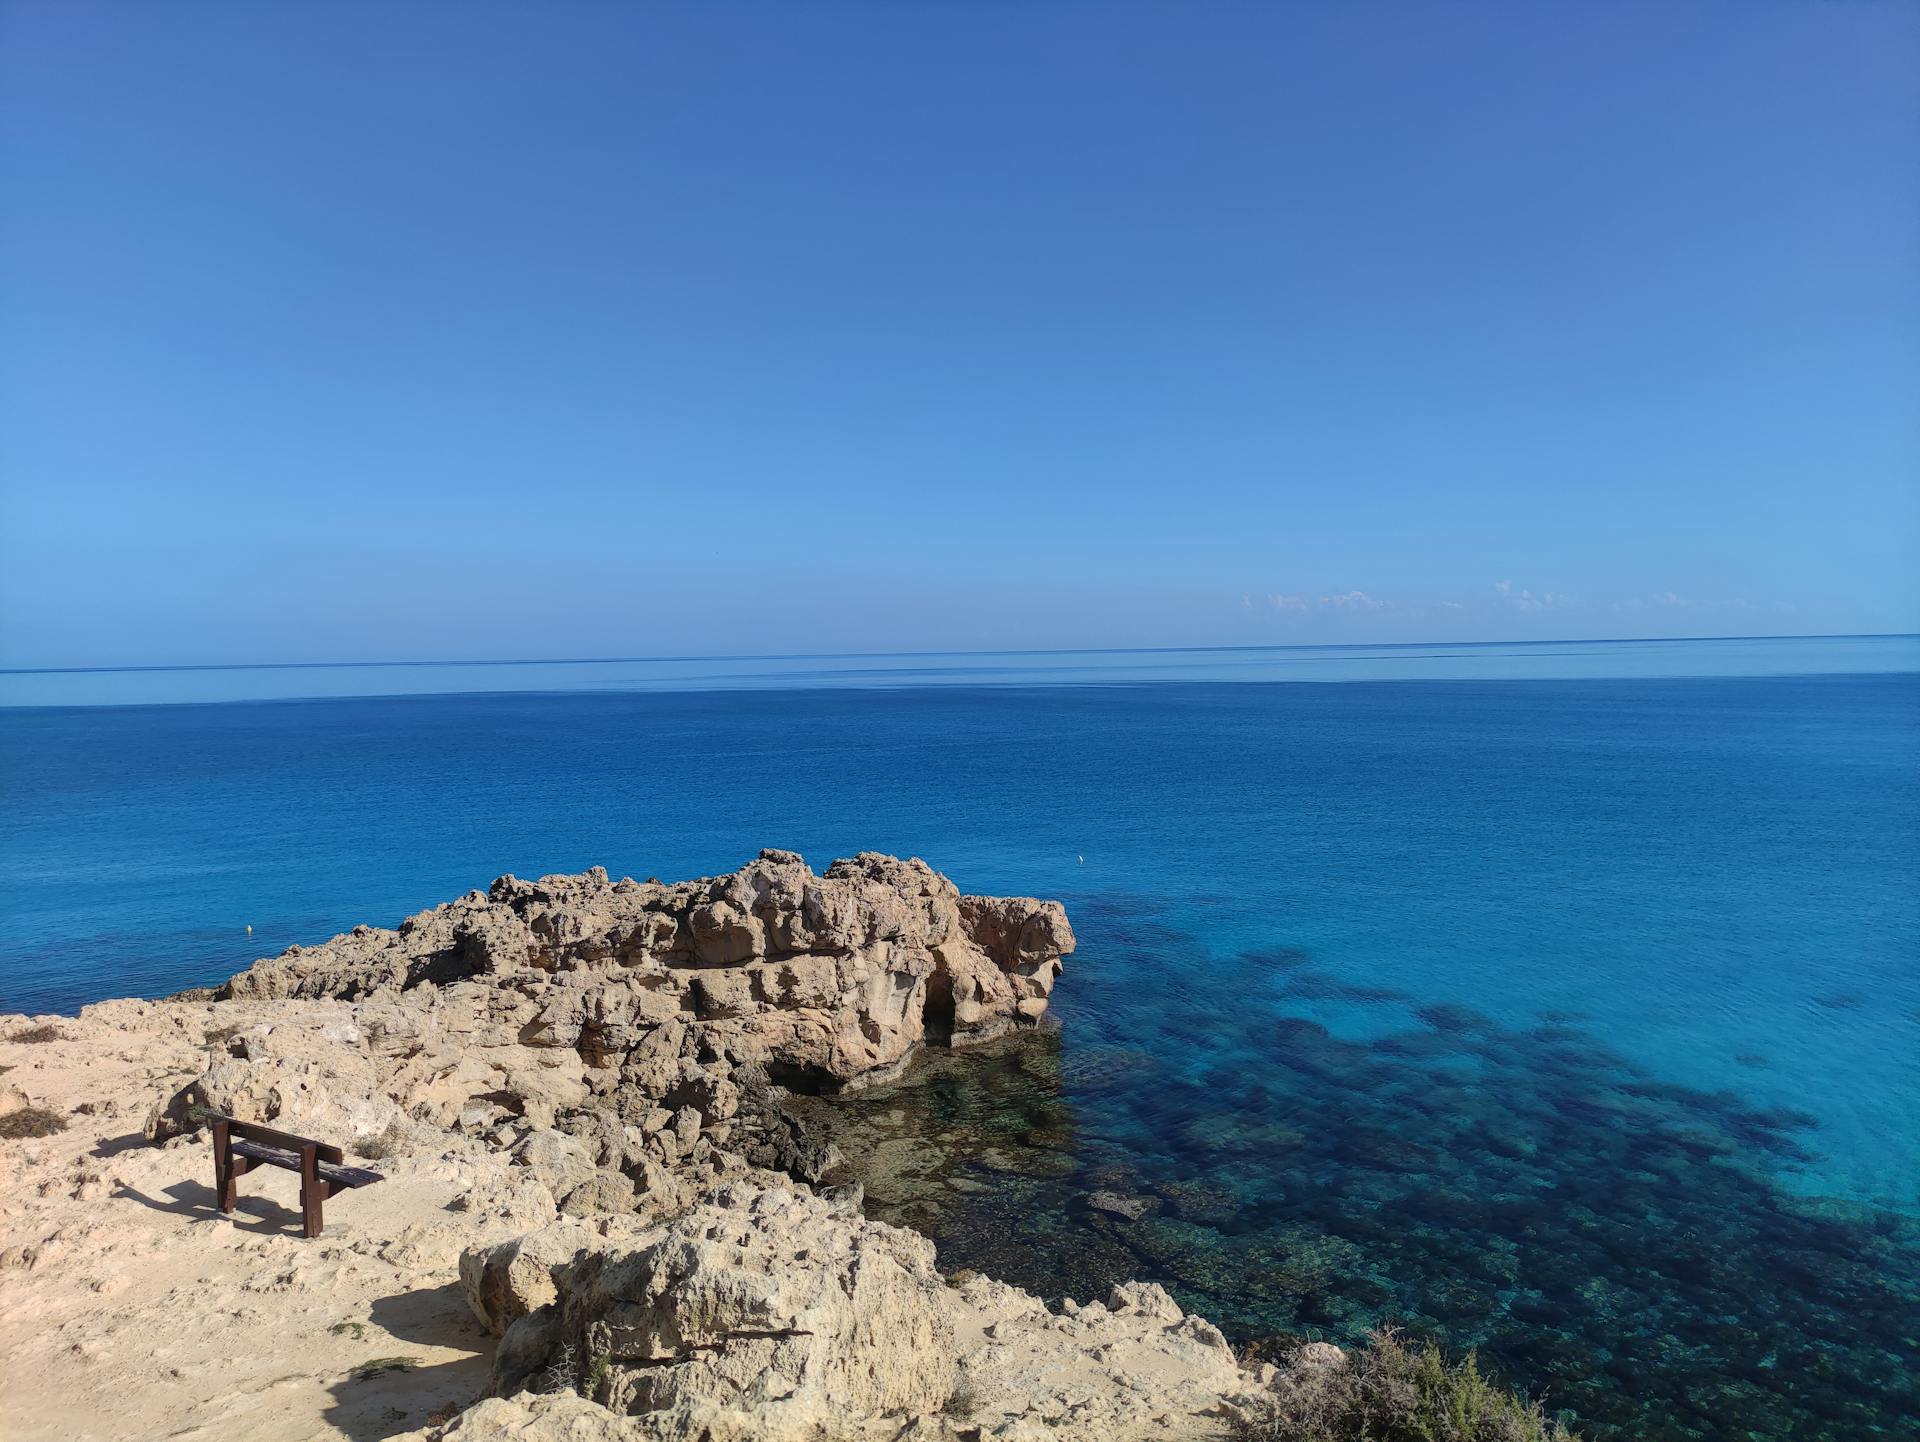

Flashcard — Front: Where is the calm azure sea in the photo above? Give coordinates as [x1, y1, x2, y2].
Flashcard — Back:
[2, 635, 1917, 1440]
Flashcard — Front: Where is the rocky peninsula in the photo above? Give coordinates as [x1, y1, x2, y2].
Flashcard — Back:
[0, 850, 1565, 1441]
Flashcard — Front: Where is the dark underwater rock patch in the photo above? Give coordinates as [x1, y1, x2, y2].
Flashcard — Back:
[1810, 991, 1865, 1011]
[1239, 944, 1316, 971]
[1281, 970, 1410, 1005]
[1414, 1001, 1499, 1034]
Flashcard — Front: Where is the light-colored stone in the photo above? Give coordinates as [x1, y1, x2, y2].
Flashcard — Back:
[144, 1056, 402, 1143]
[217, 850, 1074, 1089]
[505, 1182, 958, 1434]
[512, 1128, 596, 1199]
[559, 1169, 637, 1217]
[460, 1221, 601, 1334]
[946, 1276, 1269, 1438]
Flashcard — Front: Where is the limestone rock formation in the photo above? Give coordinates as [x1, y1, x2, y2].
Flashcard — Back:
[460, 1220, 602, 1334]
[491, 1183, 958, 1437]
[143, 1055, 404, 1144]
[133, 852, 1072, 1229]
[0, 853, 1576, 1442]
[453, 1181, 1293, 1442]
[220, 850, 1073, 1087]
[945, 1274, 1265, 1437]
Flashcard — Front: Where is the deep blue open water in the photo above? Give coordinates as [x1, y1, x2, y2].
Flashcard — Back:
[2, 638, 1916, 1439]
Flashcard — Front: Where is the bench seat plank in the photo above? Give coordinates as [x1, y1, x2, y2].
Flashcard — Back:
[229, 1137, 383, 1189]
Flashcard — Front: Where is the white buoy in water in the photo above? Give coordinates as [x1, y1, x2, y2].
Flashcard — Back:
[246, 924, 252, 934]
[1078, 855, 1084, 864]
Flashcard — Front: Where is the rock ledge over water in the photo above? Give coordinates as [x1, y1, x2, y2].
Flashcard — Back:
[220, 849, 1073, 1088]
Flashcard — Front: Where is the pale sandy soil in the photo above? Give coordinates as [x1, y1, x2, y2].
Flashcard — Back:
[0, 1020, 492, 1442]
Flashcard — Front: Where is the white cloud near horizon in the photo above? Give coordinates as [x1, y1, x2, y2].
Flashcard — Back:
[1495, 581, 1572, 612]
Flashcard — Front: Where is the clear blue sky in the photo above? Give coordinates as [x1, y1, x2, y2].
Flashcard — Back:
[2, 2, 1915, 666]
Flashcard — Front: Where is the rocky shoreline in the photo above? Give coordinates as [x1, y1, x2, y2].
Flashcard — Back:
[0, 851, 1563, 1440]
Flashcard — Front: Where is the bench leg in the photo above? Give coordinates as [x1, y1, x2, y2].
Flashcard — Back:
[212, 1120, 237, 1214]
[300, 1143, 325, 1239]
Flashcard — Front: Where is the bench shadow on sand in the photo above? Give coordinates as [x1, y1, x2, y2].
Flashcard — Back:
[115, 1177, 309, 1234]
[105, 1154, 495, 1438]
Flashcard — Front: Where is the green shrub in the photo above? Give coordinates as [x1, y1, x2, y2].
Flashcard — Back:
[581, 1352, 611, 1400]
[1232, 1329, 1576, 1442]
[0, 1107, 67, 1140]
[8, 1025, 64, 1044]
[354, 1117, 410, 1161]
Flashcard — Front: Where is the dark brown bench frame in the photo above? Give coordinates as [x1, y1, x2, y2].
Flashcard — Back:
[207, 1114, 383, 1238]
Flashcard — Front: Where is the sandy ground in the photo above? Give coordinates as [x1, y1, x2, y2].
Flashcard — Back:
[0, 1021, 494, 1442]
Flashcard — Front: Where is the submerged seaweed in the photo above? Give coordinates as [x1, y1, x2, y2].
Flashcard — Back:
[807, 915, 1920, 1442]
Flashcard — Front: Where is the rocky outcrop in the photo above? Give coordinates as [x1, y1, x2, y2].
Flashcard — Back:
[220, 850, 1072, 1087]
[449, 1181, 1293, 1442]
[943, 1274, 1269, 1437]
[123, 851, 1257, 1440]
[136, 853, 1072, 1228]
[494, 1183, 958, 1436]
[461, 1221, 603, 1335]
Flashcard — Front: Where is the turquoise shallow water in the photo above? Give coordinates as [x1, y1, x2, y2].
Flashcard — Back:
[1, 638, 1916, 1438]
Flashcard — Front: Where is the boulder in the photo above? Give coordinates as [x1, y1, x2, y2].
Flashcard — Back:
[143, 1057, 401, 1143]
[948, 1277, 1265, 1438]
[500, 1182, 958, 1434]
[559, 1170, 637, 1218]
[511, 1128, 596, 1199]
[1083, 1189, 1159, 1221]
[460, 1221, 601, 1335]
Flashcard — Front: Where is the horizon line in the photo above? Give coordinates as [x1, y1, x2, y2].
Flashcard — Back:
[3, 631, 1914, 678]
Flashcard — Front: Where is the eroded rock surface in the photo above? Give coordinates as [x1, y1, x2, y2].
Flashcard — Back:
[219, 850, 1072, 1087]
[134, 853, 1073, 1230]
[446, 1181, 1294, 1442]
[492, 1183, 957, 1436]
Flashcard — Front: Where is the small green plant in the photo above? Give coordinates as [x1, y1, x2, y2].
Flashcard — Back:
[348, 1356, 422, 1381]
[581, 1351, 611, 1399]
[354, 1117, 410, 1161]
[942, 1378, 981, 1418]
[8, 1025, 64, 1045]
[328, 1321, 367, 1341]
[1231, 1329, 1576, 1442]
[0, 1107, 67, 1140]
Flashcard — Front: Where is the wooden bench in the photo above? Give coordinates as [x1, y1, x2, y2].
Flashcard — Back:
[206, 1114, 383, 1238]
